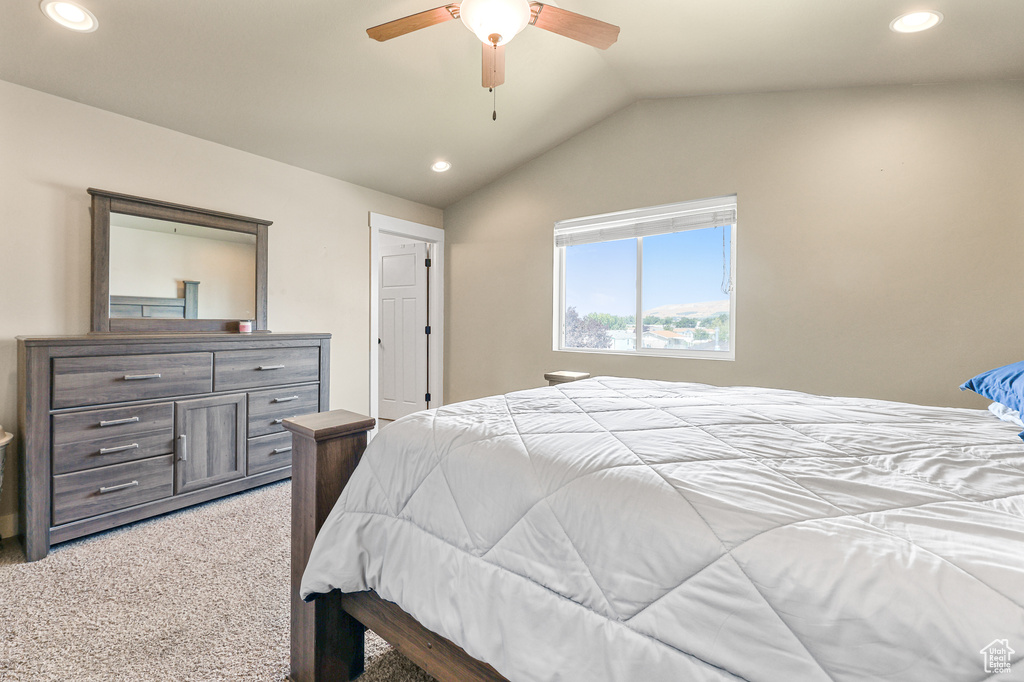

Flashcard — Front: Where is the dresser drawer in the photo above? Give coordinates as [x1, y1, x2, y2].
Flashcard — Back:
[52, 454, 174, 526]
[52, 353, 213, 409]
[214, 347, 320, 391]
[53, 427, 174, 474]
[247, 431, 293, 475]
[247, 384, 320, 438]
[53, 402, 172, 446]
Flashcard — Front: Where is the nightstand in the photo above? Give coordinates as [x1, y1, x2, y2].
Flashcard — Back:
[544, 371, 591, 386]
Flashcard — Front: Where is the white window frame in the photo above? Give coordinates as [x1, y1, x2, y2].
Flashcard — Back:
[552, 196, 737, 361]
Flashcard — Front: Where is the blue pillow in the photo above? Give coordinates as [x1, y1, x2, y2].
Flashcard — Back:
[961, 361, 1024, 440]
[961, 361, 1024, 409]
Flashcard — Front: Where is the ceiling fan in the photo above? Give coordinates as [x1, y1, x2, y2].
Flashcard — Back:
[366, 0, 619, 90]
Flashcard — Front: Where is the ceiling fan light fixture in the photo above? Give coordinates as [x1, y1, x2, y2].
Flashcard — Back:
[890, 11, 943, 33]
[459, 0, 532, 46]
[40, 0, 98, 32]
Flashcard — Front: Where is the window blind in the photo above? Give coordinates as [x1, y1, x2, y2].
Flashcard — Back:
[554, 196, 737, 248]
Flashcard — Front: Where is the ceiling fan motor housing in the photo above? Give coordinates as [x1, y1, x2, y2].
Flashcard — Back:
[459, 0, 532, 46]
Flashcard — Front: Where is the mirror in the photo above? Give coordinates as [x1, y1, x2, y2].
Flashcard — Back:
[109, 214, 256, 320]
[90, 189, 269, 333]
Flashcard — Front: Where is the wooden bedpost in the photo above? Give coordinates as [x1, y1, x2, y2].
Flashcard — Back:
[182, 280, 199, 319]
[284, 409, 375, 682]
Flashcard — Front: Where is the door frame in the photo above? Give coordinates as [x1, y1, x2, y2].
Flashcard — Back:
[369, 213, 444, 430]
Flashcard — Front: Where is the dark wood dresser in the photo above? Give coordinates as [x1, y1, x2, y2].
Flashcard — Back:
[18, 332, 330, 561]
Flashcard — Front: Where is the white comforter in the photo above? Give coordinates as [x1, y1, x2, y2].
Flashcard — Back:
[301, 377, 1024, 681]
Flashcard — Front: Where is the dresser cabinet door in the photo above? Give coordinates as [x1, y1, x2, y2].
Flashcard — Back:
[174, 394, 246, 494]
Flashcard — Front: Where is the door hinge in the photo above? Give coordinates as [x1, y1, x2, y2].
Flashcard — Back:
[425, 325, 431, 335]
[425, 392, 431, 403]
[425, 258, 431, 268]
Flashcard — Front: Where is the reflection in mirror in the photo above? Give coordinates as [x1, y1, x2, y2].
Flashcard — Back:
[108, 214, 257, 321]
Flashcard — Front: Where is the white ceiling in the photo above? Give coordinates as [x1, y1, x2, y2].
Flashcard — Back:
[2, 1, 1022, 208]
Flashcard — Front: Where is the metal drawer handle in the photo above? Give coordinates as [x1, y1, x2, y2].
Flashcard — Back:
[99, 480, 139, 494]
[272, 446, 292, 455]
[258, 365, 286, 371]
[271, 416, 296, 425]
[99, 416, 140, 427]
[98, 442, 139, 455]
[177, 434, 187, 462]
[124, 373, 162, 381]
[272, 395, 299, 403]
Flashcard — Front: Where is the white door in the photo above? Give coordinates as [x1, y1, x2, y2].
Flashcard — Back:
[378, 241, 429, 420]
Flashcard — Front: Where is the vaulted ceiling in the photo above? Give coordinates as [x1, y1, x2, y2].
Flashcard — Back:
[2, 1, 1022, 208]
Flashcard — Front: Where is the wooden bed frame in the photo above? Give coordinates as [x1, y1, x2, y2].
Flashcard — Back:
[109, 280, 199, 319]
[284, 410, 510, 682]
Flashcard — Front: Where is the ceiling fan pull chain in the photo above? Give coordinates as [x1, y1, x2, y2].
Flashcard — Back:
[491, 42, 498, 121]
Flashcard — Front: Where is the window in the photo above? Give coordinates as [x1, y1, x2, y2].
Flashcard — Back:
[553, 196, 736, 359]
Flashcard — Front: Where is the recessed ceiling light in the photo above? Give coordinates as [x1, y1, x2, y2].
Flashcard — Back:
[431, 161, 452, 173]
[40, 0, 98, 32]
[890, 11, 943, 33]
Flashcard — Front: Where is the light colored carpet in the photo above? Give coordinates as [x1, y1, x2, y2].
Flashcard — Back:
[0, 481, 435, 681]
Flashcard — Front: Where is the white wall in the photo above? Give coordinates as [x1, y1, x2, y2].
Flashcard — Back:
[0, 79, 442, 537]
[442, 81, 1024, 407]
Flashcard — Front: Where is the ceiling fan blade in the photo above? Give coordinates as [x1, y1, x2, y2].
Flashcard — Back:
[367, 4, 460, 42]
[530, 3, 619, 50]
[482, 43, 506, 88]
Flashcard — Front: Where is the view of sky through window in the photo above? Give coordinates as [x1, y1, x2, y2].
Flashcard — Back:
[564, 225, 731, 316]
[643, 227, 731, 312]
[564, 239, 636, 317]
[562, 223, 733, 353]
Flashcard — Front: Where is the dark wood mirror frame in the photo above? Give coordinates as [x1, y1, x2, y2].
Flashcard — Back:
[89, 188, 269, 333]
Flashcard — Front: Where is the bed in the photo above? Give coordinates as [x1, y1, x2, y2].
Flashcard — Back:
[109, 280, 200, 319]
[287, 377, 1024, 681]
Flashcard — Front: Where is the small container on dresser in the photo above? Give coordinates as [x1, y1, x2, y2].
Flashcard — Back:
[17, 332, 330, 561]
